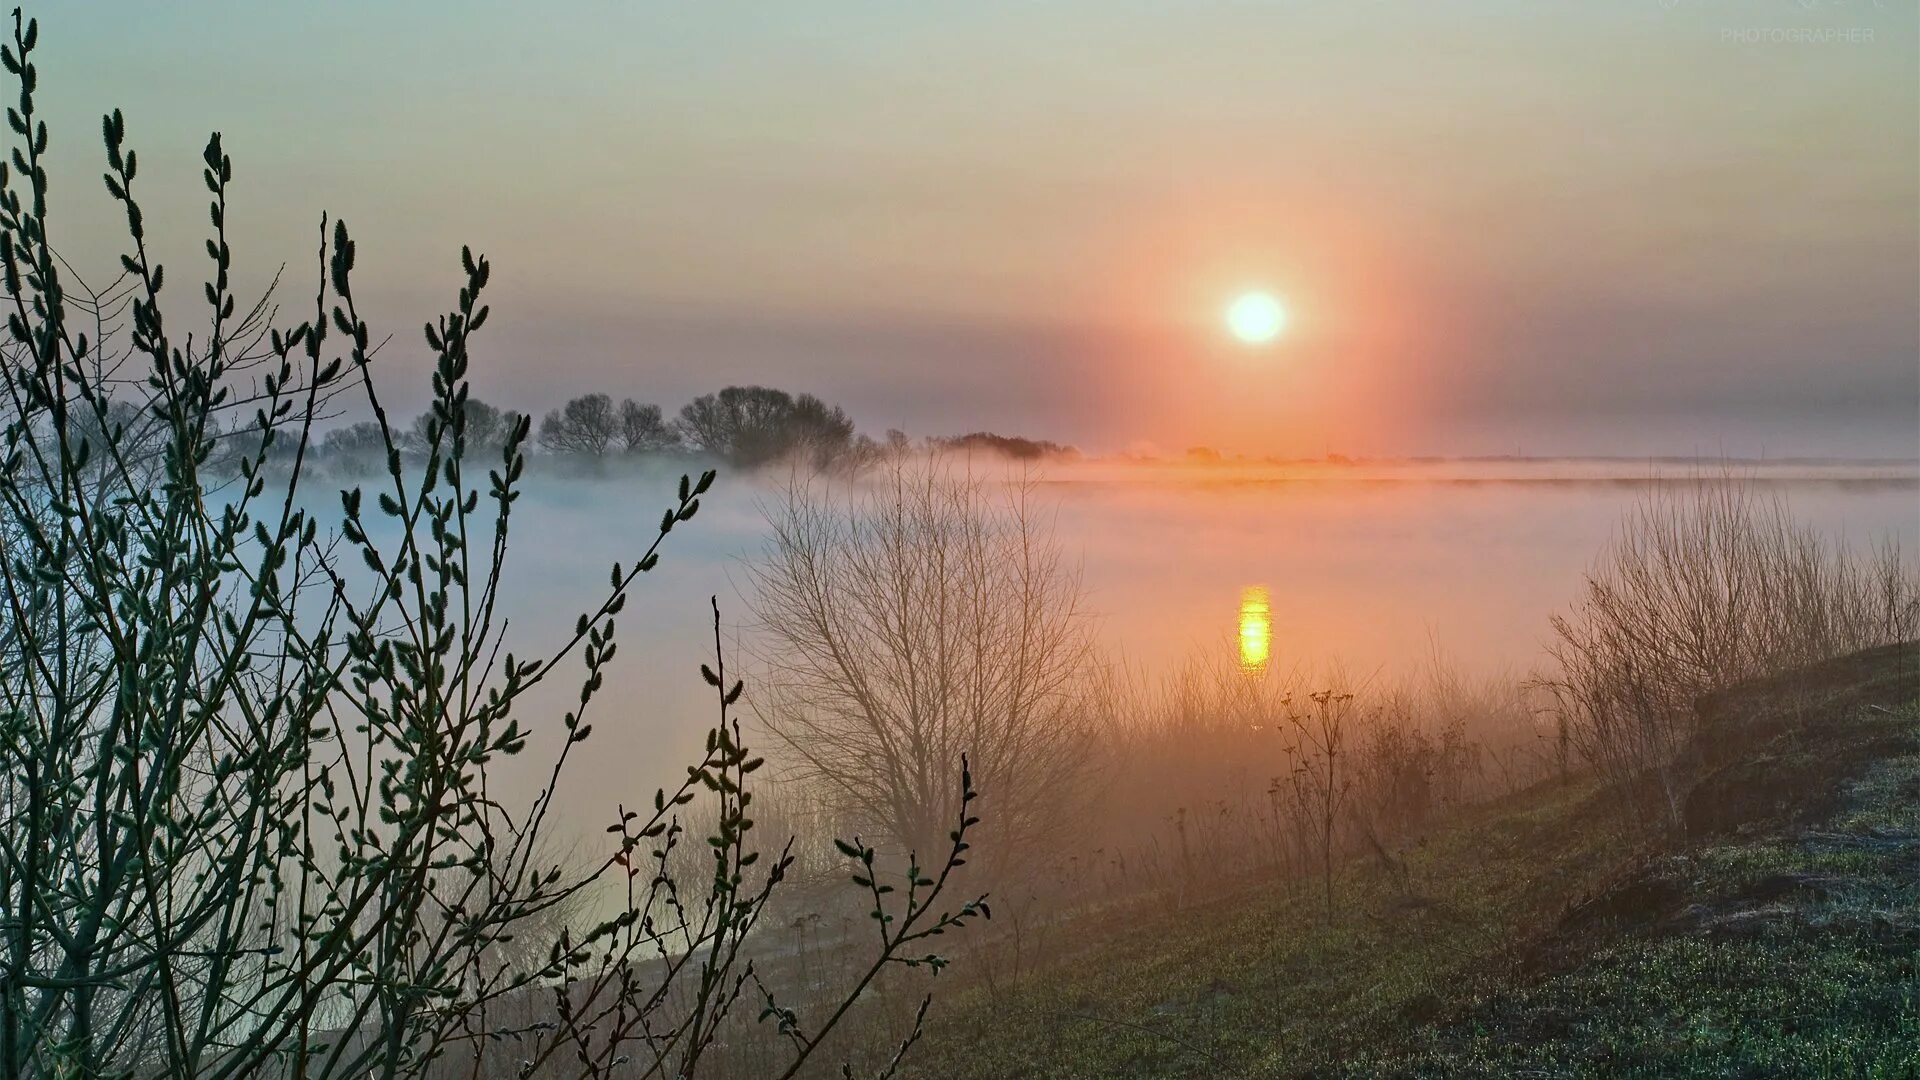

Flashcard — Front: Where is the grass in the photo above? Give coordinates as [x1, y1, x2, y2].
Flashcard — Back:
[896, 779, 1639, 1077]
[895, 646, 1920, 1079]
[1351, 701, 1920, 1078]
[1357, 932, 1919, 1077]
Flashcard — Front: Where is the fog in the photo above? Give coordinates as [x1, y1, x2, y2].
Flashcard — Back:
[374, 456, 1917, 828]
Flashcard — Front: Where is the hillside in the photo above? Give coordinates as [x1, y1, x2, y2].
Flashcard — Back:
[904, 644, 1920, 1078]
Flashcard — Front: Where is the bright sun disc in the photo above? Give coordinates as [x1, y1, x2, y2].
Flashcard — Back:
[1226, 291, 1286, 344]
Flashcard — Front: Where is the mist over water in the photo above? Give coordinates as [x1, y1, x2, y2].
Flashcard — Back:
[430, 458, 1917, 823]
[1056, 465, 1919, 679]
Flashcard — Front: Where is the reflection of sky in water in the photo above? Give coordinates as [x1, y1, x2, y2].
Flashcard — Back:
[299, 461, 1920, 835]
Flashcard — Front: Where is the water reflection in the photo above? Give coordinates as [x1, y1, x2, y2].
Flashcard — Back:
[1239, 584, 1272, 674]
[448, 462, 1916, 814]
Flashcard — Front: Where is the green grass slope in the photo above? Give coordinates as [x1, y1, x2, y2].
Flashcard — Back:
[1353, 644, 1920, 1078]
[906, 644, 1919, 1079]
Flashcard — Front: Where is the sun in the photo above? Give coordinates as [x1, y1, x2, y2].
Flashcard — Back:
[1225, 291, 1286, 345]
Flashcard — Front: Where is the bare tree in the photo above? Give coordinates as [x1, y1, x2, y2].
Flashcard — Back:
[676, 386, 787, 458]
[410, 394, 520, 458]
[538, 391, 618, 456]
[619, 397, 679, 453]
[675, 385, 856, 467]
[319, 419, 388, 474]
[747, 459, 1104, 870]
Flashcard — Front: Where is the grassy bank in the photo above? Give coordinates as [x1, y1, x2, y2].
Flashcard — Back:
[899, 644, 1919, 1078]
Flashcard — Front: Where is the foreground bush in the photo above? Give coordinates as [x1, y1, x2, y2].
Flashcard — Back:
[0, 13, 985, 1077]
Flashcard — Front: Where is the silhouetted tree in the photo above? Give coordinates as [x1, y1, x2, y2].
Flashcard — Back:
[619, 397, 679, 453]
[782, 391, 858, 461]
[319, 419, 388, 474]
[676, 384, 857, 466]
[676, 384, 780, 455]
[410, 395, 520, 457]
[935, 431, 1074, 461]
[538, 391, 618, 455]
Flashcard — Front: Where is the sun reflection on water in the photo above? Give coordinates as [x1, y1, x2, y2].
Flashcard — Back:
[1239, 585, 1271, 675]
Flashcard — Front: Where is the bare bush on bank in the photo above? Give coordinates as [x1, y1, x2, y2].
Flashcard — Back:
[1542, 477, 1919, 826]
[1006, 648, 1553, 913]
[748, 460, 1107, 876]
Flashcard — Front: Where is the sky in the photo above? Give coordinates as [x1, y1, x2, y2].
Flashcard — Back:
[32, 0, 1920, 458]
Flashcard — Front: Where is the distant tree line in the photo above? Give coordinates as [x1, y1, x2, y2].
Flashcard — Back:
[932, 431, 1077, 461]
[313, 383, 1078, 475]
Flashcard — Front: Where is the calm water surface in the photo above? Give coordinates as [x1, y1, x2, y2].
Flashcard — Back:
[387, 460, 1919, 817]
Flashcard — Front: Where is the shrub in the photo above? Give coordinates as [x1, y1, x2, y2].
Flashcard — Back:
[1542, 476, 1919, 825]
[0, 13, 986, 1076]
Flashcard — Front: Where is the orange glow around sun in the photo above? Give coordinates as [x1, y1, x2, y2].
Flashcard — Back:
[1071, 184, 1434, 456]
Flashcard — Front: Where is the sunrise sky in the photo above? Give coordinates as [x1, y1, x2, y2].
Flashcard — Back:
[38, 1, 1920, 458]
